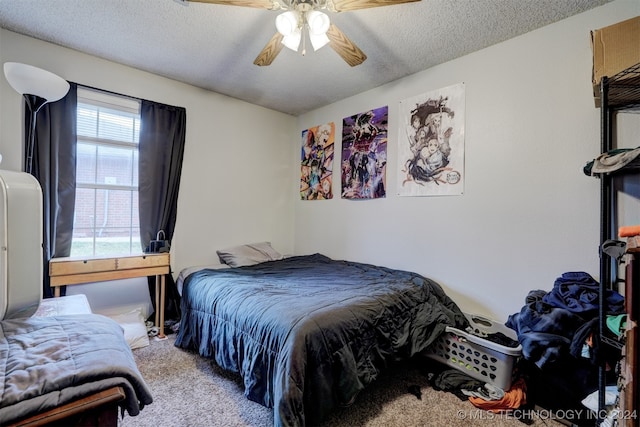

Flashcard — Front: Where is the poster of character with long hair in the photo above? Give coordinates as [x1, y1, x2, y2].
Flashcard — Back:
[300, 122, 335, 200]
[341, 106, 388, 199]
[397, 83, 465, 196]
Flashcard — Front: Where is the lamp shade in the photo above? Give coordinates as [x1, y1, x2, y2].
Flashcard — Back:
[3, 62, 69, 102]
[276, 11, 299, 36]
[282, 28, 302, 51]
[307, 11, 330, 35]
[309, 32, 330, 51]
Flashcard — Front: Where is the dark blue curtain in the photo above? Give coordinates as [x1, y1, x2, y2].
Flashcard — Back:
[27, 83, 78, 298]
[139, 100, 186, 322]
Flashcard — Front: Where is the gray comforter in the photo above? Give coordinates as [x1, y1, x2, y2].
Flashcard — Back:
[176, 253, 466, 426]
[0, 313, 153, 425]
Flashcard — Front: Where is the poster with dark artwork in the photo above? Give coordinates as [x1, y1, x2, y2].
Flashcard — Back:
[397, 83, 465, 196]
[341, 106, 388, 199]
[300, 122, 335, 200]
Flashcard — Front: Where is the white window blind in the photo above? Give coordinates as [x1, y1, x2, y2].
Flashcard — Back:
[71, 88, 142, 257]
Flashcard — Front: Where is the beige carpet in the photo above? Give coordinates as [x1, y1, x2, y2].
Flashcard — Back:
[120, 335, 564, 427]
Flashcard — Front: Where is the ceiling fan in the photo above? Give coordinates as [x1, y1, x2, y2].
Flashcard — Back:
[187, 0, 420, 66]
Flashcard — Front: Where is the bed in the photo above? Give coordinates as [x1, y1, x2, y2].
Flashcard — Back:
[0, 313, 153, 426]
[175, 252, 467, 427]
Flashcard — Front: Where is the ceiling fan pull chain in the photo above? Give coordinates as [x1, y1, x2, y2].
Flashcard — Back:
[301, 19, 308, 55]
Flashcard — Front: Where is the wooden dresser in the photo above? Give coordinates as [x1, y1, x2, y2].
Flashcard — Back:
[49, 253, 170, 337]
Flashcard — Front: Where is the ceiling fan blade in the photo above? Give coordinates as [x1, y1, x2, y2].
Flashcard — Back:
[254, 32, 285, 66]
[326, 24, 367, 67]
[330, 0, 420, 12]
[187, 0, 278, 9]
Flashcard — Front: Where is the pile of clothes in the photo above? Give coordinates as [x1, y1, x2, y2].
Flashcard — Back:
[506, 271, 625, 421]
[507, 271, 624, 370]
[428, 368, 527, 412]
[418, 272, 625, 425]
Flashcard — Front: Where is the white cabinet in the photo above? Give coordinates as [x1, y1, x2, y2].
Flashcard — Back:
[0, 170, 43, 320]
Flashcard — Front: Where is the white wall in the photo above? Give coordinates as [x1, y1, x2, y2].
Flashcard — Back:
[1, 1, 638, 321]
[294, 0, 640, 321]
[0, 30, 297, 315]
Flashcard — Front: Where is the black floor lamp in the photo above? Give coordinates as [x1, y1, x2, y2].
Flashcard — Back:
[3, 62, 70, 174]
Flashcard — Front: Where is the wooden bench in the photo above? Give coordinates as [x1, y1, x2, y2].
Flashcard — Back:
[11, 295, 124, 427]
[8, 387, 126, 427]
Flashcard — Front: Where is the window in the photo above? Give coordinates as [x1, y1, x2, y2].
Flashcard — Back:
[70, 88, 141, 257]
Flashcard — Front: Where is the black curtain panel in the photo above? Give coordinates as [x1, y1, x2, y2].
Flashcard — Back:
[27, 83, 78, 299]
[138, 99, 186, 323]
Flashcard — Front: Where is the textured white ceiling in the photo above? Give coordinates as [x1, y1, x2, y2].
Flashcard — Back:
[0, 0, 611, 116]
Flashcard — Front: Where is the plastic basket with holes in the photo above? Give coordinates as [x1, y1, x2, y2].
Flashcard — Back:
[424, 312, 522, 390]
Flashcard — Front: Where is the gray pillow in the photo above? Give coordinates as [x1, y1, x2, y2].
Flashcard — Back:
[216, 242, 283, 267]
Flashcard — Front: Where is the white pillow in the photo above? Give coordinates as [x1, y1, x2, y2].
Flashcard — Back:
[217, 242, 283, 267]
[109, 308, 150, 350]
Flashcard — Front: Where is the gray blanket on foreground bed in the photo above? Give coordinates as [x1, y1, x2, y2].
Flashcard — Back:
[0, 314, 153, 425]
[176, 253, 467, 427]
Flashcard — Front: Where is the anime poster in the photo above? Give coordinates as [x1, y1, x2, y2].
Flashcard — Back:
[397, 83, 465, 196]
[341, 106, 388, 199]
[300, 122, 335, 200]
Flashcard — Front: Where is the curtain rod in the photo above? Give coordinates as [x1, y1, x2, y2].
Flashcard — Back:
[74, 82, 142, 103]
[73, 82, 185, 111]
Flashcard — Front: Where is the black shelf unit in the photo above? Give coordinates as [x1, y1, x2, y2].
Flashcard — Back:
[596, 62, 640, 424]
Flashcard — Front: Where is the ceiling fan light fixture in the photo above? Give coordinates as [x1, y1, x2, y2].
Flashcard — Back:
[307, 11, 330, 35]
[282, 28, 302, 51]
[276, 11, 299, 36]
[309, 32, 330, 51]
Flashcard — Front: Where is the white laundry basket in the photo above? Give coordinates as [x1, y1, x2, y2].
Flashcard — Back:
[425, 312, 522, 390]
